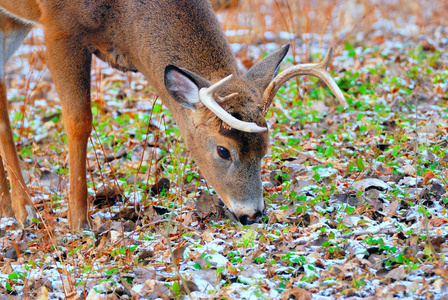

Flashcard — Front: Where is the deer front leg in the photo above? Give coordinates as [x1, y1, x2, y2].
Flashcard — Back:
[0, 158, 12, 217]
[0, 17, 35, 226]
[44, 32, 92, 230]
[0, 80, 36, 225]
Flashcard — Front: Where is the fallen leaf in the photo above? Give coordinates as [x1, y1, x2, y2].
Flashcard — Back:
[430, 217, 448, 227]
[353, 178, 389, 191]
[384, 266, 407, 280]
[269, 209, 288, 223]
[281, 288, 311, 300]
[37, 286, 50, 300]
[402, 164, 416, 176]
[422, 171, 435, 185]
[86, 289, 105, 300]
[195, 192, 218, 217]
[201, 230, 214, 242]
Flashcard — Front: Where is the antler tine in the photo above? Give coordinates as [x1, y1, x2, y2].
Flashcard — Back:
[261, 47, 348, 115]
[199, 75, 267, 133]
[217, 92, 238, 103]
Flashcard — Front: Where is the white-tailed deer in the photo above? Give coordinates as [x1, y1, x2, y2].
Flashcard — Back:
[0, 0, 347, 229]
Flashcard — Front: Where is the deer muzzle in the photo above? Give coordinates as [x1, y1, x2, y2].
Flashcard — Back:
[228, 197, 265, 225]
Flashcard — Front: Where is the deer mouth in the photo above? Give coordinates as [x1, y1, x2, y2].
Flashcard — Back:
[217, 198, 266, 225]
[236, 211, 263, 225]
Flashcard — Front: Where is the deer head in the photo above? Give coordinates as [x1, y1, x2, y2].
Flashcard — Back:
[164, 45, 347, 225]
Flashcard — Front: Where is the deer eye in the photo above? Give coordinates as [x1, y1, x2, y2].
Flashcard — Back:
[217, 146, 231, 160]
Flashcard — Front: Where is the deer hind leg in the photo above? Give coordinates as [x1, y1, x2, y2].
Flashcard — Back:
[43, 29, 92, 230]
[0, 14, 36, 226]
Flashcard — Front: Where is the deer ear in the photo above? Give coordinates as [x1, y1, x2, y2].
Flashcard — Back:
[164, 65, 210, 111]
[243, 44, 290, 94]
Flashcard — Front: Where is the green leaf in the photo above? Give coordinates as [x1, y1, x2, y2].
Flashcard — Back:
[324, 146, 334, 157]
[344, 42, 356, 57]
[356, 157, 364, 172]
[239, 229, 256, 246]
[171, 281, 180, 295]
[153, 103, 162, 113]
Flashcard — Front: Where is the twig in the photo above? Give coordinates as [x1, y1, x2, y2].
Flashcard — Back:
[164, 213, 193, 299]
[0, 285, 14, 299]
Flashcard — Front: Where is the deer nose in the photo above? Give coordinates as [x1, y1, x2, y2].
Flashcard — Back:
[238, 210, 263, 225]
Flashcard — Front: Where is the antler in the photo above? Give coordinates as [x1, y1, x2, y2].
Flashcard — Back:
[199, 75, 267, 133]
[260, 47, 348, 114]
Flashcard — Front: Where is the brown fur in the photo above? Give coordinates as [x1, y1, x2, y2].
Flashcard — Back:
[0, 0, 289, 228]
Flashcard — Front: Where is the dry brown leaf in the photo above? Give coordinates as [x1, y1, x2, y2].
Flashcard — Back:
[281, 288, 311, 300]
[86, 288, 105, 300]
[226, 262, 239, 276]
[402, 164, 416, 176]
[201, 230, 214, 242]
[423, 171, 435, 185]
[187, 251, 201, 261]
[433, 278, 448, 293]
[195, 192, 218, 217]
[269, 209, 288, 223]
[433, 265, 448, 276]
[385, 266, 407, 280]
[66, 291, 80, 300]
[390, 284, 407, 293]
[429, 217, 448, 227]
[302, 142, 318, 150]
[1, 261, 13, 274]
[37, 286, 51, 300]
[385, 200, 399, 216]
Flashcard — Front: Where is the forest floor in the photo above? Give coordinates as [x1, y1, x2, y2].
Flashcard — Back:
[1, 1, 448, 299]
